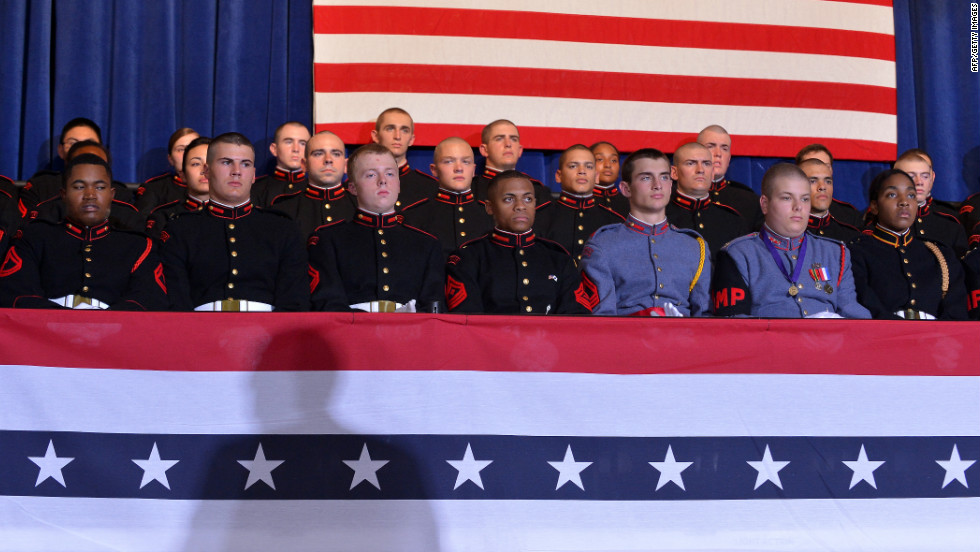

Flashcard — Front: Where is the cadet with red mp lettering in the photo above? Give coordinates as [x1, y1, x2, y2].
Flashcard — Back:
[711, 163, 870, 318]
[445, 170, 592, 314]
[0, 154, 167, 310]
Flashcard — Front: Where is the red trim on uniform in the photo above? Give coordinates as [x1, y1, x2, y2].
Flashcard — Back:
[837, 244, 846, 287]
[576, 273, 599, 311]
[0, 247, 24, 277]
[154, 263, 167, 294]
[308, 266, 320, 294]
[132, 238, 154, 272]
[445, 274, 467, 310]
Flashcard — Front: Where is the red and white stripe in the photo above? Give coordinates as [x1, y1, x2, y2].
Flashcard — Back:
[313, 0, 896, 160]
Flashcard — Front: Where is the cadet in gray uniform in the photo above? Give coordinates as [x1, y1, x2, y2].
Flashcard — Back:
[580, 148, 710, 317]
[711, 163, 870, 319]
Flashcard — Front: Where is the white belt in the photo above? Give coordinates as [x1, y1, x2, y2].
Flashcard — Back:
[195, 300, 274, 312]
[895, 309, 937, 320]
[51, 295, 109, 310]
[350, 299, 416, 313]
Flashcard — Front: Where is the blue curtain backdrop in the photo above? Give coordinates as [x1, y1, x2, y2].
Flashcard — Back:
[1, 0, 977, 211]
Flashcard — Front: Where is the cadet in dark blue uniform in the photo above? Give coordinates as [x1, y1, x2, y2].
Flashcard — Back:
[0, 175, 19, 256]
[162, 133, 309, 312]
[134, 128, 199, 216]
[251, 122, 310, 207]
[308, 143, 444, 312]
[28, 140, 143, 232]
[698, 125, 763, 229]
[666, 142, 748, 260]
[893, 150, 968, 256]
[446, 171, 592, 315]
[712, 163, 870, 318]
[799, 158, 861, 242]
[580, 148, 710, 316]
[370, 107, 439, 210]
[0, 154, 167, 310]
[270, 130, 356, 238]
[590, 141, 629, 217]
[401, 137, 493, 260]
[473, 119, 552, 206]
[848, 169, 966, 320]
[146, 137, 211, 241]
[535, 144, 624, 264]
[795, 144, 866, 229]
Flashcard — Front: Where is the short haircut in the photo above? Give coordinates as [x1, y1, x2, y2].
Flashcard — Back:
[273, 121, 309, 143]
[168, 127, 198, 154]
[671, 142, 709, 166]
[697, 124, 729, 140]
[621, 148, 669, 183]
[795, 143, 834, 165]
[558, 144, 594, 167]
[868, 168, 914, 203]
[760, 163, 807, 197]
[895, 148, 932, 168]
[486, 169, 530, 199]
[432, 136, 471, 163]
[305, 129, 344, 156]
[481, 119, 519, 145]
[589, 141, 619, 155]
[207, 132, 254, 164]
[66, 140, 112, 164]
[181, 136, 212, 173]
[798, 158, 830, 172]
[60, 117, 102, 144]
[374, 107, 413, 132]
[62, 153, 112, 188]
[346, 143, 395, 184]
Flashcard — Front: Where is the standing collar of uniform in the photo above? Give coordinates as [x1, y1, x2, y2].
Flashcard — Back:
[625, 214, 669, 236]
[305, 182, 346, 201]
[672, 190, 711, 211]
[435, 188, 475, 205]
[183, 196, 207, 211]
[173, 174, 186, 187]
[64, 219, 111, 241]
[709, 177, 728, 193]
[491, 228, 535, 248]
[917, 196, 932, 216]
[398, 163, 412, 177]
[208, 200, 254, 220]
[808, 211, 831, 229]
[273, 167, 306, 182]
[557, 191, 596, 210]
[761, 224, 804, 251]
[593, 183, 620, 198]
[355, 209, 401, 228]
[871, 224, 913, 247]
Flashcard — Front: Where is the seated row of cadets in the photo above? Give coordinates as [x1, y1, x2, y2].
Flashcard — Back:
[1, 135, 977, 322]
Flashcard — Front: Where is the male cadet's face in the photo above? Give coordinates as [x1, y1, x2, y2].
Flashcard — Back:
[671, 147, 713, 197]
[871, 174, 916, 233]
[761, 175, 811, 238]
[306, 133, 346, 188]
[592, 143, 620, 186]
[58, 126, 101, 160]
[169, 132, 200, 174]
[371, 112, 415, 161]
[803, 163, 834, 214]
[622, 157, 672, 215]
[270, 124, 310, 171]
[205, 143, 256, 206]
[63, 163, 114, 227]
[486, 177, 535, 233]
[479, 122, 523, 170]
[894, 158, 935, 204]
[350, 152, 400, 213]
[698, 129, 731, 181]
[556, 150, 597, 195]
[183, 144, 210, 197]
[431, 141, 475, 192]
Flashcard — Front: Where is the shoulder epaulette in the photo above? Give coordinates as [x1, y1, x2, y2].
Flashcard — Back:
[148, 199, 181, 216]
[310, 219, 346, 235]
[935, 210, 962, 224]
[721, 232, 759, 249]
[458, 233, 491, 249]
[726, 179, 756, 193]
[399, 198, 428, 211]
[402, 223, 439, 241]
[712, 201, 742, 217]
[112, 199, 139, 212]
[143, 172, 172, 184]
[412, 169, 438, 181]
[536, 236, 572, 255]
[832, 197, 859, 210]
[270, 189, 303, 205]
[255, 205, 293, 220]
[831, 215, 860, 232]
[808, 232, 845, 245]
[672, 226, 706, 241]
[597, 203, 626, 220]
[536, 201, 553, 210]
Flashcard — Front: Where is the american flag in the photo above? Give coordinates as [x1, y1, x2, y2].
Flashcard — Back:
[0, 311, 976, 550]
[313, 0, 897, 160]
